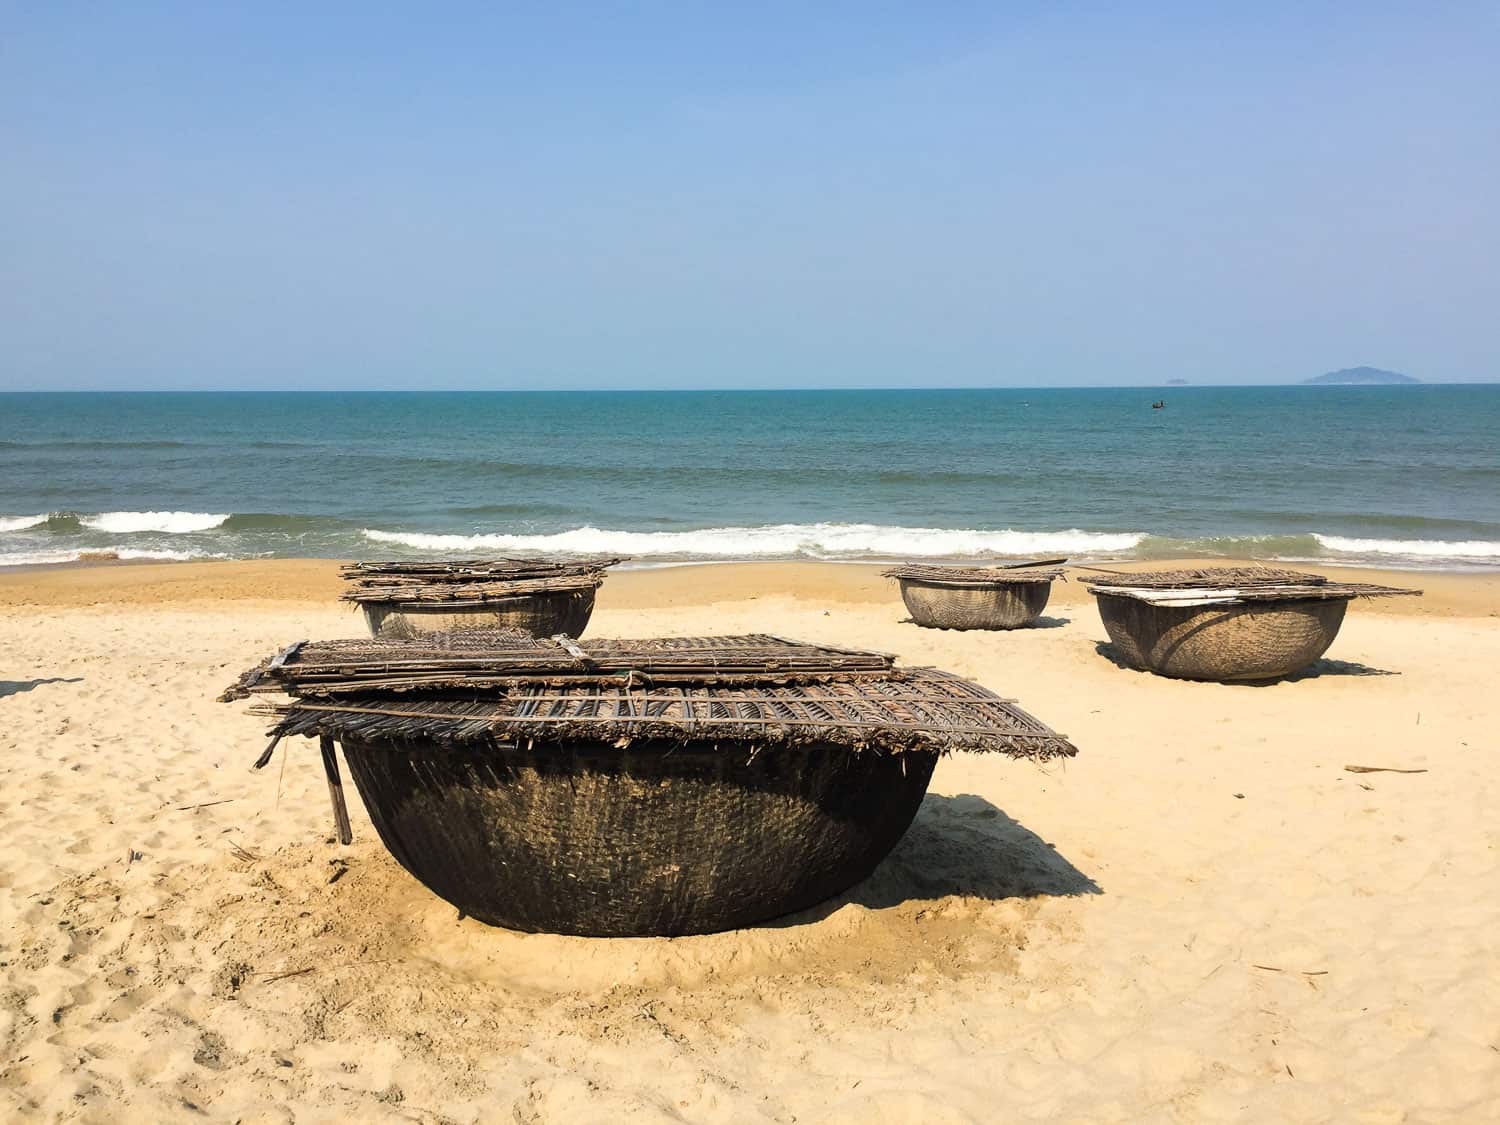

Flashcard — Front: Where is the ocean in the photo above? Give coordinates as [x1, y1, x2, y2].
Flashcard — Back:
[2, 387, 1498, 570]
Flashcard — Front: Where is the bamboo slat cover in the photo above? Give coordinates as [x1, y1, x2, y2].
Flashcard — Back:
[224, 633, 1074, 759]
[1082, 566, 1420, 605]
[1084, 566, 1324, 588]
[343, 557, 625, 579]
[251, 666, 1075, 760]
[221, 633, 898, 700]
[340, 558, 624, 604]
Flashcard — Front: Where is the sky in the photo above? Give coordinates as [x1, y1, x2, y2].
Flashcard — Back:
[2, 2, 1497, 390]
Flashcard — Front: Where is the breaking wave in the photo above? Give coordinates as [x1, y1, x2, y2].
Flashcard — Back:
[361, 523, 1147, 560]
[0, 547, 227, 567]
[4, 510, 1497, 569]
[1313, 534, 1500, 561]
[79, 511, 231, 534]
[0, 514, 50, 532]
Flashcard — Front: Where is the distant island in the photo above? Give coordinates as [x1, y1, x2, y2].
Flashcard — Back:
[1166, 378, 1189, 386]
[1302, 366, 1420, 386]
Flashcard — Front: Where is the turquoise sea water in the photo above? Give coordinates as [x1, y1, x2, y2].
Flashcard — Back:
[2, 387, 1498, 569]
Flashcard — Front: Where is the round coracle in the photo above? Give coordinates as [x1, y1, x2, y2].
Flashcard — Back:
[1094, 593, 1348, 681]
[341, 736, 937, 936]
[360, 588, 597, 639]
[898, 578, 1052, 630]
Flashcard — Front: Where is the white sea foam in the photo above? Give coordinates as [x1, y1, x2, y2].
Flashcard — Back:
[1314, 534, 1500, 560]
[81, 511, 231, 534]
[0, 547, 225, 567]
[112, 547, 228, 561]
[0, 514, 49, 532]
[362, 523, 1145, 559]
[0, 549, 89, 567]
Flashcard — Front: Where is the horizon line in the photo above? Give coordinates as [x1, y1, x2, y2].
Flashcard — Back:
[2, 382, 1492, 394]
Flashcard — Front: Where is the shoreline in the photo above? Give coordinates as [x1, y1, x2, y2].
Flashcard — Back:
[6, 543, 1500, 576]
[1, 555, 1494, 618]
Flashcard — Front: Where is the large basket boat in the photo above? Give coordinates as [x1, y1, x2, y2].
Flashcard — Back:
[340, 557, 624, 639]
[222, 632, 1077, 936]
[883, 559, 1066, 630]
[1083, 566, 1421, 681]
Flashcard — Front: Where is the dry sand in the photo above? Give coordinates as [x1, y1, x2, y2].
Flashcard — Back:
[2, 559, 1497, 1122]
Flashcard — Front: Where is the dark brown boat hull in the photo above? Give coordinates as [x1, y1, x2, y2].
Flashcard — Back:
[360, 589, 596, 640]
[339, 737, 937, 936]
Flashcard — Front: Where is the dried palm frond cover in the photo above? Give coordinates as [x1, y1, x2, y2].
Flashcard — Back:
[344, 557, 625, 579]
[1082, 565, 1420, 605]
[222, 632, 1076, 761]
[882, 559, 1066, 586]
[340, 557, 626, 605]
[220, 632, 896, 698]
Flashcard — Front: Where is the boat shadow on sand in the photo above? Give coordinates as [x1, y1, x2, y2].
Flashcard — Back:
[1029, 615, 1072, 630]
[0, 677, 83, 698]
[774, 792, 1100, 927]
[899, 614, 1072, 630]
[1092, 642, 1397, 683]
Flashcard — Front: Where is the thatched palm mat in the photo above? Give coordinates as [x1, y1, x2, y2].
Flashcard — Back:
[222, 632, 1076, 761]
[1081, 566, 1421, 607]
[341, 557, 625, 604]
[882, 560, 1066, 586]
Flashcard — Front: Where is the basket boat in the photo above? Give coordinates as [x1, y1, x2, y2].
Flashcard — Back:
[222, 632, 1076, 936]
[882, 559, 1067, 630]
[340, 557, 625, 639]
[1082, 566, 1421, 681]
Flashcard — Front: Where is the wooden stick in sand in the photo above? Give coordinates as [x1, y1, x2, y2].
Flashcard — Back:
[320, 735, 353, 845]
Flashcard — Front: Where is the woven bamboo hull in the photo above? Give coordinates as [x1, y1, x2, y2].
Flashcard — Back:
[338, 737, 937, 936]
[899, 579, 1052, 630]
[360, 589, 596, 640]
[1094, 594, 1348, 681]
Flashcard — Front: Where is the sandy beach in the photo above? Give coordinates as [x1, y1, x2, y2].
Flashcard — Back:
[2, 559, 1498, 1123]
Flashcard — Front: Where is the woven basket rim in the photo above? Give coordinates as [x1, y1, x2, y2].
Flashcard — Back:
[884, 562, 1064, 585]
[343, 577, 604, 604]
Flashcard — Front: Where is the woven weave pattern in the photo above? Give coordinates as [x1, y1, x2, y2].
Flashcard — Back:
[224, 633, 895, 697]
[253, 666, 1071, 758]
[340, 557, 624, 603]
[341, 557, 623, 638]
[1085, 565, 1323, 589]
[882, 560, 1063, 629]
[360, 589, 596, 639]
[1095, 594, 1349, 681]
[344, 737, 936, 935]
[225, 631, 1075, 934]
[225, 632, 1072, 757]
[897, 578, 1053, 630]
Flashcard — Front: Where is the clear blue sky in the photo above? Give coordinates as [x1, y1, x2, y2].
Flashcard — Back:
[2, 2, 1496, 389]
